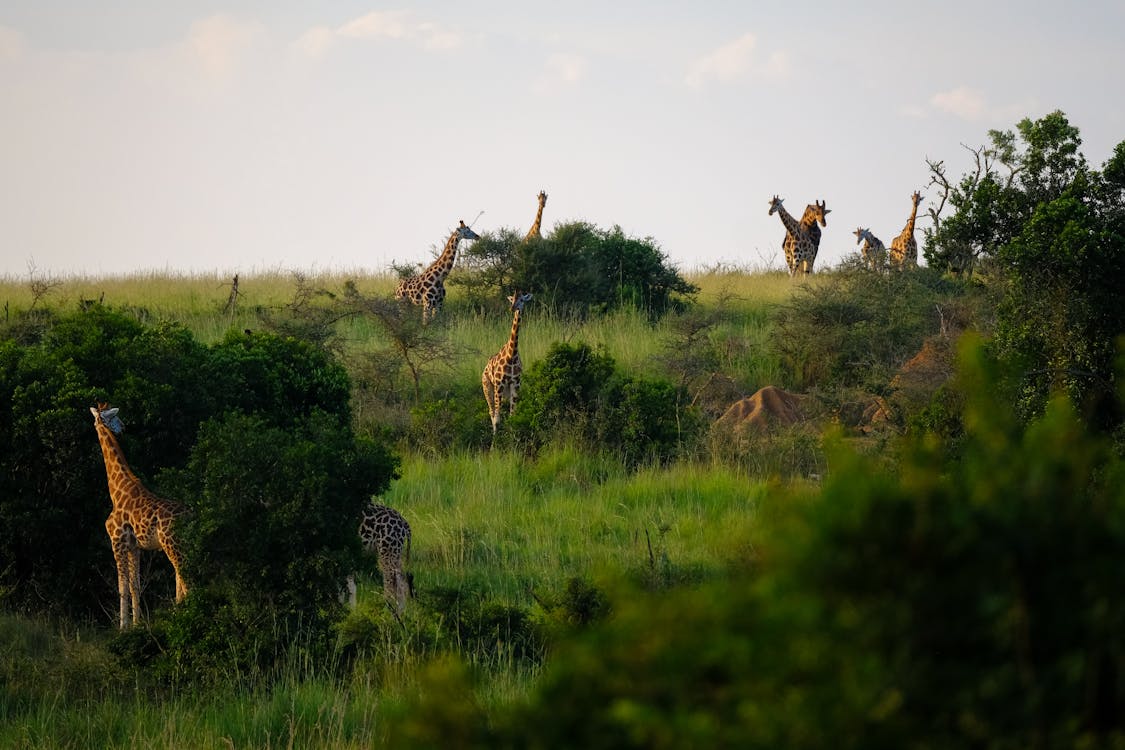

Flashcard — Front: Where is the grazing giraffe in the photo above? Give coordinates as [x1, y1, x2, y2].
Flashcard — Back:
[89, 403, 189, 629]
[483, 292, 533, 434]
[395, 220, 480, 323]
[348, 502, 413, 611]
[769, 196, 830, 276]
[854, 227, 887, 271]
[889, 191, 923, 270]
[525, 190, 548, 242]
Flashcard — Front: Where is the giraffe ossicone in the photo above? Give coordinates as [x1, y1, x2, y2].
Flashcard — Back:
[395, 219, 481, 323]
[90, 402, 189, 629]
[483, 291, 533, 434]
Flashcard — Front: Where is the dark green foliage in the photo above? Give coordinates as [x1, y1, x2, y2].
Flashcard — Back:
[508, 341, 698, 464]
[155, 409, 398, 680]
[453, 340, 1125, 749]
[409, 392, 492, 453]
[924, 110, 1088, 277]
[0, 305, 395, 633]
[454, 221, 696, 318]
[0, 307, 213, 619]
[207, 329, 353, 428]
[993, 173, 1125, 426]
[772, 262, 969, 391]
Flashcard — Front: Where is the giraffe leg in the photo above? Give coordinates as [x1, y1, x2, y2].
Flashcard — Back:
[508, 381, 520, 416]
[127, 546, 142, 626]
[159, 528, 188, 602]
[111, 545, 130, 629]
[345, 573, 357, 607]
[483, 373, 499, 434]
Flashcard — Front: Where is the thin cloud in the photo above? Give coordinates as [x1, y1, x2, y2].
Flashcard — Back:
[930, 86, 986, 120]
[293, 10, 463, 59]
[185, 14, 266, 77]
[685, 32, 787, 88]
[534, 53, 587, 93]
[0, 24, 24, 60]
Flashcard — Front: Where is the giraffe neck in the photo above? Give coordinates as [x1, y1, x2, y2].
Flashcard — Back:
[504, 308, 522, 356]
[94, 424, 143, 506]
[798, 205, 820, 231]
[902, 202, 919, 236]
[775, 204, 802, 236]
[424, 229, 462, 281]
[526, 202, 545, 241]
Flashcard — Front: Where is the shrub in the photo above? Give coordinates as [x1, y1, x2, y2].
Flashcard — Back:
[508, 342, 698, 464]
[156, 408, 398, 681]
[771, 262, 972, 392]
[453, 222, 696, 318]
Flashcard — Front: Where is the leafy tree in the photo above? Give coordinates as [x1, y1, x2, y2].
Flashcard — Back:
[922, 111, 1124, 426]
[924, 110, 1088, 277]
[453, 222, 696, 318]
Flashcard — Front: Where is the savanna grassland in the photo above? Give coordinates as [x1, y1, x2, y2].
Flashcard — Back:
[2, 110, 1125, 749]
[0, 267, 815, 748]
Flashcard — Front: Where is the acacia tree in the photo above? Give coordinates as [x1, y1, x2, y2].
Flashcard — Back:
[925, 111, 1125, 425]
[923, 110, 1087, 278]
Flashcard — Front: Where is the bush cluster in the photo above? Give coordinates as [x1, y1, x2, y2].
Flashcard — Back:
[0, 305, 398, 665]
[506, 341, 701, 465]
[453, 221, 697, 318]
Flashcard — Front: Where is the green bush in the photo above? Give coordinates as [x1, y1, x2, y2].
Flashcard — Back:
[508, 342, 698, 464]
[154, 408, 398, 681]
[0, 307, 213, 619]
[489, 339, 1125, 748]
[453, 222, 696, 318]
[772, 262, 971, 392]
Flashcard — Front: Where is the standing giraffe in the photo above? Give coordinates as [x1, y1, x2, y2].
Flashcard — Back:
[525, 190, 548, 242]
[89, 403, 189, 629]
[854, 227, 887, 271]
[889, 191, 923, 270]
[395, 220, 480, 323]
[348, 502, 413, 611]
[483, 292, 533, 434]
[769, 197, 830, 276]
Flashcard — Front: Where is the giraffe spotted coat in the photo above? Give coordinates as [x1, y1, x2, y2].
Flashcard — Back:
[90, 403, 189, 629]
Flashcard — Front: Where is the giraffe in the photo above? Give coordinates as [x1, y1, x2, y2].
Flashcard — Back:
[769, 196, 830, 276]
[395, 220, 480, 323]
[889, 191, 923, 270]
[854, 227, 887, 271]
[89, 403, 189, 629]
[348, 501, 413, 611]
[525, 190, 548, 242]
[483, 292, 533, 434]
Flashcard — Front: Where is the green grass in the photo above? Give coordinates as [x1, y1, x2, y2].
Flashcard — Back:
[366, 448, 765, 604]
[0, 266, 815, 747]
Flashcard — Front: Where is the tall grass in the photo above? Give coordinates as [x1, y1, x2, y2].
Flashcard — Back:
[370, 448, 764, 603]
[1, 266, 809, 747]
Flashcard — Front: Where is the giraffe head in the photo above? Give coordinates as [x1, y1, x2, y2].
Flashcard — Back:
[811, 200, 831, 226]
[768, 195, 784, 215]
[455, 220, 480, 242]
[537, 191, 548, 206]
[90, 402, 124, 434]
[508, 291, 533, 312]
[911, 191, 923, 207]
[853, 227, 872, 245]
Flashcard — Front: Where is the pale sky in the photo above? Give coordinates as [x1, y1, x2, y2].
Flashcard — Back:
[2, 1, 1123, 278]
